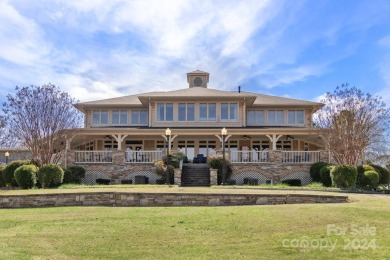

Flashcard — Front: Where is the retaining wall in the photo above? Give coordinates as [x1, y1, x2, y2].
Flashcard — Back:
[0, 192, 348, 208]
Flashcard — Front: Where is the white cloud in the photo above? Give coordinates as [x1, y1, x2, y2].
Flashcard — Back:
[0, 1, 50, 66]
[1, 0, 388, 105]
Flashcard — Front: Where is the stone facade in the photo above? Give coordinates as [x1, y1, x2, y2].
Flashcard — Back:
[0, 192, 348, 208]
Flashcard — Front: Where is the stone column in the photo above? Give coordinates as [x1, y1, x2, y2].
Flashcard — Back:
[112, 150, 125, 166]
[66, 150, 75, 167]
[320, 150, 331, 163]
[269, 150, 282, 163]
[174, 168, 181, 186]
[210, 168, 218, 186]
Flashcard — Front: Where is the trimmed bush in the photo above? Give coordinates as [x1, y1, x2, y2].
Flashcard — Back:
[356, 164, 376, 187]
[63, 166, 85, 184]
[37, 164, 64, 188]
[281, 179, 301, 186]
[207, 155, 232, 185]
[359, 170, 379, 189]
[2, 160, 31, 187]
[330, 165, 357, 189]
[0, 166, 5, 187]
[319, 165, 333, 187]
[14, 164, 38, 189]
[310, 162, 329, 182]
[369, 164, 390, 185]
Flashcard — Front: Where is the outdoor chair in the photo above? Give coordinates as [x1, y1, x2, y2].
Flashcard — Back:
[193, 154, 207, 163]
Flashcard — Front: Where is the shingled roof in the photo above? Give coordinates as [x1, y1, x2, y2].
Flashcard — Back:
[75, 87, 323, 111]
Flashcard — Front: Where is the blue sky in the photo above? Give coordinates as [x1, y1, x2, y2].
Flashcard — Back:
[0, 0, 390, 106]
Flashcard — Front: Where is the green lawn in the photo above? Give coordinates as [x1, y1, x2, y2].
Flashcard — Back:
[0, 191, 389, 259]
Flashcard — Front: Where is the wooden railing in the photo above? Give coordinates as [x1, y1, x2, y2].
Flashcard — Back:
[73, 150, 323, 164]
[229, 150, 269, 163]
[282, 151, 320, 164]
[75, 151, 112, 163]
[125, 150, 164, 163]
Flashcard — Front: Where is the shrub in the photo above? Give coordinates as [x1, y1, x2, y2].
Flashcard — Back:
[14, 164, 38, 189]
[0, 166, 5, 187]
[369, 164, 390, 185]
[359, 170, 380, 189]
[356, 164, 376, 187]
[319, 165, 334, 187]
[2, 160, 31, 187]
[63, 166, 85, 184]
[207, 155, 232, 185]
[281, 179, 301, 186]
[330, 165, 357, 189]
[37, 164, 64, 188]
[154, 160, 174, 184]
[310, 162, 329, 182]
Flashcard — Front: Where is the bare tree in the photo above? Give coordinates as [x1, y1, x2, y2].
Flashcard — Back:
[0, 115, 19, 148]
[315, 84, 390, 166]
[2, 84, 83, 165]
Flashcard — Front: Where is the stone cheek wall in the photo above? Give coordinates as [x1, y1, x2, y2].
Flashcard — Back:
[0, 192, 348, 208]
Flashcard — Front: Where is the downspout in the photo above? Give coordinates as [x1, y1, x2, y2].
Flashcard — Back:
[149, 98, 152, 127]
[243, 97, 246, 127]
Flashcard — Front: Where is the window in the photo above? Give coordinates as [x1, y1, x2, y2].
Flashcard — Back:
[200, 103, 216, 121]
[92, 110, 108, 125]
[248, 110, 265, 125]
[268, 110, 284, 124]
[131, 110, 148, 125]
[221, 103, 237, 120]
[276, 140, 291, 150]
[178, 103, 195, 121]
[157, 103, 173, 121]
[112, 110, 128, 125]
[288, 110, 304, 124]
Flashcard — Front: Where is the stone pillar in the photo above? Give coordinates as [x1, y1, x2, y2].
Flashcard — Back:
[174, 168, 181, 186]
[210, 168, 218, 186]
[112, 150, 125, 166]
[269, 150, 282, 163]
[66, 150, 75, 167]
[320, 150, 331, 163]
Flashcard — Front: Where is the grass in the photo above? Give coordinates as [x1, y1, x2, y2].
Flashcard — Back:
[0, 189, 389, 259]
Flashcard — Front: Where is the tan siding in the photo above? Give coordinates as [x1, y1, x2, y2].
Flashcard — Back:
[144, 140, 155, 150]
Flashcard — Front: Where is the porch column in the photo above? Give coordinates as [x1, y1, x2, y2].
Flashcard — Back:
[111, 134, 128, 151]
[266, 134, 283, 150]
[63, 134, 76, 168]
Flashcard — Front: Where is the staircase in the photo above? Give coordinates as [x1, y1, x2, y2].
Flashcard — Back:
[181, 164, 210, 187]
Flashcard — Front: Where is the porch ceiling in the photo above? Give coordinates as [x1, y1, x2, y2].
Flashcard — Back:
[69, 127, 321, 137]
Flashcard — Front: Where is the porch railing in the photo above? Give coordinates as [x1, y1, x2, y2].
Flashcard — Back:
[125, 150, 164, 163]
[282, 151, 320, 164]
[75, 151, 112, 163]
[230, 150, 270, 163]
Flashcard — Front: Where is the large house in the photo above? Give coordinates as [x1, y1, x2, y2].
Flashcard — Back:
[63, 70, 328, 185]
